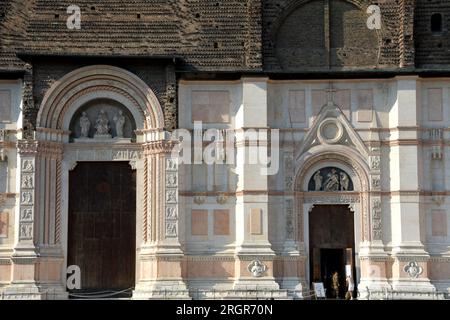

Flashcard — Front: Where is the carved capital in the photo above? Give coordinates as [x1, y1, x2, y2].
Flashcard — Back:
[17, 140, 39, 155]
[143, 140, 178, 155]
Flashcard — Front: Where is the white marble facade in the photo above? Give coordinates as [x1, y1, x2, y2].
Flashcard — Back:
[1, 69, 450, 299]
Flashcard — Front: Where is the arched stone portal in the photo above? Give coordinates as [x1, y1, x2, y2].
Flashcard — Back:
[5, 65, 188, 300]
[293, 146, 390, 298]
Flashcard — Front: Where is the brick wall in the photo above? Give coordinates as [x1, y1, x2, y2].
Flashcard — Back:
[415, 0, 450, 68]
[263, 0, 414, 71]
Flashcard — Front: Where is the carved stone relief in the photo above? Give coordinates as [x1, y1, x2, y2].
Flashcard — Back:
[165, 157, 179, 239]
[370, 156, 381, 170]
[371, 198, 382, 241]
[404, 261, 423, 279]
[19, 223, 33, 240]
[18, 157, 36, 243]
[284, 153, 294, 191]
[308, 167, 354, 192]
[69, 99, 136, 141]
[371, 176, 381, 190]
[285, 199, 295, 240]
[303, 194, 360, 205]
[247, 260, 268, 278]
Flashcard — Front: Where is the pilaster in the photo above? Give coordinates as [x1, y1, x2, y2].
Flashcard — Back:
[232, 78, 281, 295]
[133, 139, 190, 300]
[385, 76, 436, 298]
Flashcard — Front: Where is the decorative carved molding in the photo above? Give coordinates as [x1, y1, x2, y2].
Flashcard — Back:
[296, 101, 370, 160]
[17, 140, 39, 155]
[371, 198, 383, 241]
[285, 199, 295, 240]
[165, 156, 179, 239]
[18, 156, 37, 243]
[193, 196, 206, 205]
[144, 140, 178, 155]
[129, 161, 137, 170]
[216, 194, 228, 205]
[303, 194, 360, 205]
[370, 156, 381, 170]
[404, 261, 423, 279]
[371, 175, 381, 190]
[284, 153, 294, 191]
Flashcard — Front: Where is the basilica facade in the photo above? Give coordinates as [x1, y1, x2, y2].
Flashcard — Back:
[0, 0, 449, 300]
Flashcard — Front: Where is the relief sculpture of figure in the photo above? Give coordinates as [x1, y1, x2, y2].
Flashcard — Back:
[95, 110, 110, 136]
[113, 110, 126, 138]
[340, 172, 350, 191]
[79, 112, 91, 138]
[324, 169, 339, 191]
[314, 171, 323, 191]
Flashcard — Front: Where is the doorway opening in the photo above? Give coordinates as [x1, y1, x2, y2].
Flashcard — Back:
[309, 205, 356, 299]
[67, 162, 136, 298]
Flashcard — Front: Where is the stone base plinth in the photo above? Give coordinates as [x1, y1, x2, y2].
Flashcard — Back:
[1, 283, 68, 300]
[133, 280, 191, 300]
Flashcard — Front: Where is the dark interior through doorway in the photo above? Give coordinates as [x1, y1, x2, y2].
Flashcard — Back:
[309, 205, 357, 299]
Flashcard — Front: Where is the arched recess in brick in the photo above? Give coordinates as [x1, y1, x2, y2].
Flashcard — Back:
[270, 0, 381, 70]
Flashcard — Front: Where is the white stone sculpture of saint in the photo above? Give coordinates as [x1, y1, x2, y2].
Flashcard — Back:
[247, 260, 267, 278]
[340, 172, 350, 191]
[324, 169, 339, 192]
[79, 112, 91, 138]
[113, 110, 126, 138]
[94, 110, 110, 137]
[314, 171, 323, 191]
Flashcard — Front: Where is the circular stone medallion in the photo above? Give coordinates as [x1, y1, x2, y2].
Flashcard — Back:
[318, 118, 344, 144]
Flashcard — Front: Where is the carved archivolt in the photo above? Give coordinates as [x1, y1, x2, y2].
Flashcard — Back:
[295, 150, 372, 242]
[36, 65, 165, 131]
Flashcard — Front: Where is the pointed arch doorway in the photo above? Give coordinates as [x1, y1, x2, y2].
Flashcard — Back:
[309, 204, 357, 299]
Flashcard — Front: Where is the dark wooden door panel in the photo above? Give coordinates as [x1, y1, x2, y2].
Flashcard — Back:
[68, 162, 136, 293]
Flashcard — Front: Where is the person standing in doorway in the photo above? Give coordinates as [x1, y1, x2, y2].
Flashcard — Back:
[345, 275, 354, 300]
[332, 271, 340, 299]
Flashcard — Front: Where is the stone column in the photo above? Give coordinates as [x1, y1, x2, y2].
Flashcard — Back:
[232, 78, 281, 297]
[133, 139, 190, 300]
[386, 76, 436, 298]
[4, 140, 40, 299]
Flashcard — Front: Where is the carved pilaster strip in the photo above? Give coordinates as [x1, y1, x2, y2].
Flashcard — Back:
[165, 157, 179, 239]
[17, 141, 39, 246]
[143, 157, 149, 243]
[371, 197, 383, 241]
[285, 199, 295, 240]
[54, 159, 62, 244]
[297, 197, 304, 242]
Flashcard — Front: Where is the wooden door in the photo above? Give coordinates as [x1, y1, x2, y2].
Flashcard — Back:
[68, 162, 136, 293]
